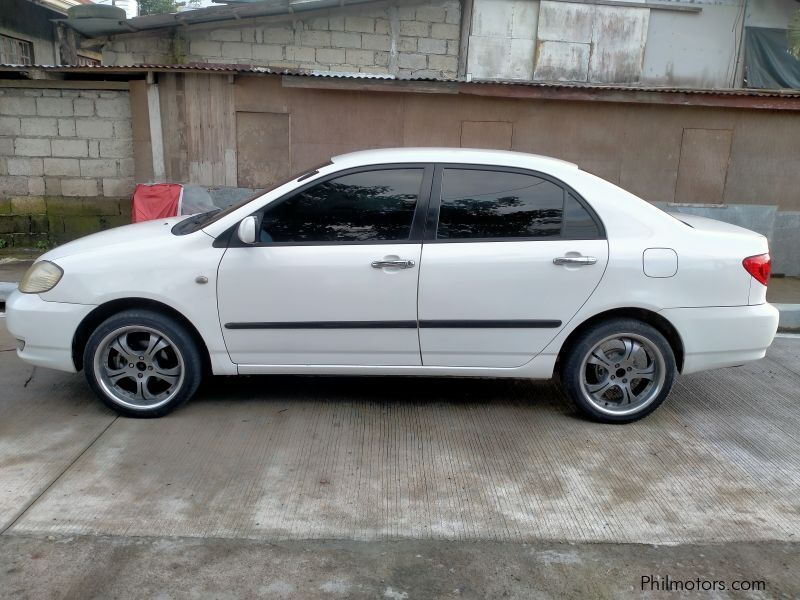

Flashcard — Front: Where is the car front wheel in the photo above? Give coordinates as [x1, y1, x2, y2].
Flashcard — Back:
[559, 318, 676, 423]
[83, 309, 202, 417]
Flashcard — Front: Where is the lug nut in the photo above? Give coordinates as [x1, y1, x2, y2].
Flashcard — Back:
[137, 373, 143, 378]
[623, 378, 628, 383]
[129, 363, 134, 368]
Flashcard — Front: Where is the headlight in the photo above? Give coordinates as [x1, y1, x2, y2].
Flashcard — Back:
[19, 261, 64, 294]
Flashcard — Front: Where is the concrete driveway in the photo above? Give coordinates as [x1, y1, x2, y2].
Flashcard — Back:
[0, 319, 798, 598]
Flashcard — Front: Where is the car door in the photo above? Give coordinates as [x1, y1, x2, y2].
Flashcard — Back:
[217, 165, 432, 366]
[418, 165, 609, 368]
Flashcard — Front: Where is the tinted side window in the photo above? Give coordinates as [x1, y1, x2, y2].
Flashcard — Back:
[259, 169, 423, 243]
[437, 169, 564, 239]
[563, 192, 601, 239]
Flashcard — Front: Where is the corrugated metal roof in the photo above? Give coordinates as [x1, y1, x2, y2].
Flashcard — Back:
[57, 0, 385, 37]
[2, 63, 799, 97]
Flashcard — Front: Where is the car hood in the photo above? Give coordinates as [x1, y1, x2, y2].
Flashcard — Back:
[43, 217, 188, 261]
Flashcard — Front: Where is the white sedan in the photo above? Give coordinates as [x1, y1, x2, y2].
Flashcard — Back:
[6, 148, 779, 422]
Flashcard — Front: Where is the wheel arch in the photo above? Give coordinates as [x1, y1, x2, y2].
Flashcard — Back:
[72, 297, 212, 373]
[556, 307, 685, 375]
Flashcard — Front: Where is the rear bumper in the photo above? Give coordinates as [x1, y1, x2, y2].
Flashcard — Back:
[5, 290, 95, 373]
[662, 303, 779, 374]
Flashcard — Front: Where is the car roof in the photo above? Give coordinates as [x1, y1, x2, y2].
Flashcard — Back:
[330, 147, 578, 170]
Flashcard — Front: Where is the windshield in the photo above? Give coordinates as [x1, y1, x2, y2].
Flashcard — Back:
[171, 161, 333, 236]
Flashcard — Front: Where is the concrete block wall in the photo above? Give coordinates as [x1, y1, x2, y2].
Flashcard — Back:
[0, 86, 135, 248]
[0, 87, 135, 199]
[101, 0, 461, 78]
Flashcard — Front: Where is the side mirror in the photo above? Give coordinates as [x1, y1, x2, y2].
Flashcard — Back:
[237, 216, 257, 245]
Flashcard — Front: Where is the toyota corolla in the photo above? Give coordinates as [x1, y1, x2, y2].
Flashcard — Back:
[6, 148, 779, 422]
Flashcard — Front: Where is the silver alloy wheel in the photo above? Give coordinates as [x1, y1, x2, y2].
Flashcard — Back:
[579, 332, 666, 417]
[93, 325, 185, 411]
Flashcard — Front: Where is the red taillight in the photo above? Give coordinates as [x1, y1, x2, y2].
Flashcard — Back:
[743, 253, 771, 286]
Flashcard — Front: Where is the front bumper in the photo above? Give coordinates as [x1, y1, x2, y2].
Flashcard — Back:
[662, 303, 780, 374]
[5, 290, 95, 373]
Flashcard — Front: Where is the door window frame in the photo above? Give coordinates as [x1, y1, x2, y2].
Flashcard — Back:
[424, 164, 606, 243]
[225, 163, 435, 247]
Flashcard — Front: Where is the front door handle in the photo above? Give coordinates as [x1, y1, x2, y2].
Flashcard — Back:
[371, 259, 415, 269]
[553, 256, 597, 266]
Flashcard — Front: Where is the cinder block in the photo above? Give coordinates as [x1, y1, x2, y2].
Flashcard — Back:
[52, 139, 88, 158]
[360, 65, 390, 74]
[398, 37, 417, 52]
[253, 45, 284, 61]
[113, 120, 133, 139]
[42, 90, 62, 97]
[43, 157, 81, 176]
[374, 19, 389, 35]
[190, 41, 222, 57]
[0, 137, 11, 156]
[328, 16, 345, 31]
[7, 158, 44, 176]
[11, 196, 46, 214]
[221, 42, 253, 59]
[331, 32, 361, 49]
[210, 29, 241, 42]
[102, 178, 135, 198]
[429, 53, 458, 73]
[19, 117, 57, 136]
[0, 176, 28, 196]
[447, 40, 459, 55]
[44, 177, 61, 195]
[0, 116, 20, 135]
[29, 214, 48, 233]
[362, 34, 390, 51]
[316, 48, 346, 64]
[75, 119, 114, 139]
[118, 157, 135, 177]
[95, 98, 130, 119]
[80, 159, 118, 178]
[0, 215, 30, 234]
[307, 17, 329, 31]
[99, 139, 133, 159]
[28, 177, 45, 196]
[0, 96, 36, 116]
[432, 23, 460, 40]
[73, 98, 95, 117]
[285, 46, 316, 62]
[14, 138, 51, 157]
[262, 27, 294, 45]
[416, 6, 446, 23]
[300, 30, 331, 47]
[88, 140, 100, 158]
[397, 6, 416, 20]
[398, 52, 427, 70]
[445, 5, 461, 24]
[400, 21, 429, 37]
[36, 97, 73, 117]
[58, 118, 76, 137]
[241, 27, 262, 44]
[345, 16, 375, 33]
[374, 51, 389, 66]
[61, 179, 99, 197]
[418, 38, 447, 55]
[345, 49, 375, 66]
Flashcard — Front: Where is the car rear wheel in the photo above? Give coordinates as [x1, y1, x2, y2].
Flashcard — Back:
[559, 318, 676, 423]
[83, 309, 202, 417]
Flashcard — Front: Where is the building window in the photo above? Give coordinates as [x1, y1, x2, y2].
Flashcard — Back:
[0, 34, 34, 65]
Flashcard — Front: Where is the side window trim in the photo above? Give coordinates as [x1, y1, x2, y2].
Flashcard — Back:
[226, 163, 435, 247]
[425, 163, 606, 242]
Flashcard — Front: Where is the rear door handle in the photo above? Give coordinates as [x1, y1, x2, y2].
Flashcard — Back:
[371, 259, 415, 269]
[553, 256, 597, 266]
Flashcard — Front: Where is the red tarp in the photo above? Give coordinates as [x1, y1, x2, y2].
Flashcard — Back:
[131, 183, 183, 223]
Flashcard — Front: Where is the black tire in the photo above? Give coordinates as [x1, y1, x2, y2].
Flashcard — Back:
[559, 318, 676, 424]
[83, 309, 203, 418]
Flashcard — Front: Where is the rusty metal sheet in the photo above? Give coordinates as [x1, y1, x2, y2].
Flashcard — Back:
[589, 5, 650, 84]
